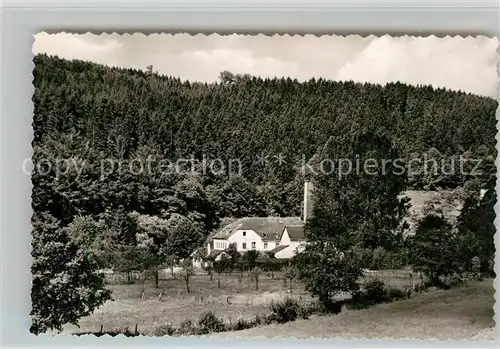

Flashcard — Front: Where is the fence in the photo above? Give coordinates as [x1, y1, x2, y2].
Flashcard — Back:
[361, 268, 426, 290]
[104, 268, 187, 284]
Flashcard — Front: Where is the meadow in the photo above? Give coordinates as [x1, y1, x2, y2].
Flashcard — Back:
[64, 268, 422, 335]
[213, 279, 495, 340]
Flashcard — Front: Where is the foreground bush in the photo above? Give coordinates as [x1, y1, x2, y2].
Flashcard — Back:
[75, 327, 140, 337]
[151, 299, 315, 337]
[230, 316, 266, 331]
[364, 278, 388, 303]
[197, 311, 227, 334]
[348, 278, 411, 309]
[178, 319, 197, 336]
[387, 287, 406, 300]
[154, 323, 177, 337]
[269, 297, 315, 323]
[269, 298, 301, 323]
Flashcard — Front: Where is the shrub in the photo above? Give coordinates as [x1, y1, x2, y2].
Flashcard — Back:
[263, 313, 275, 325]
[76, 327, 140, 337]
[348, 279, 403, 309]
[298, 304, 312, 319]
[423, 278, 438, 288]
[471, 256, 482, 279]
[154, 323, 177, 337]
[178, 319, 197, 336]
[364, 278, 388, 303]
[347, 291, 370, 310]
[197, 311, 226, 334]
[402, 285, 413, 299]
[251, 314, 263, 326]
[269, 298, 301, 324]
[305, 301, 323, 315]
[227, 314, 266, 332]
[232, 318, 251, 331]
[387, 287, 405, 301]
[313, 299, 343, 314]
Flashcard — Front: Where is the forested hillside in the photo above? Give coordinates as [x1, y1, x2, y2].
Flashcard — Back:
[32, 53, 497, 227]
[30, 54, 497, 335]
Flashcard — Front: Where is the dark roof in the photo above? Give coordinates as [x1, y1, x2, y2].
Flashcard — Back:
[213, 217, 303, 240]
[207, 250, 225, 259]
[285, 225, 305, 241]
[206, 218, 240, 243]
[268, 245, 289, 255]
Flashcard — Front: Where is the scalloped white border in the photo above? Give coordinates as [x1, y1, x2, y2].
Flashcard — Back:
[1, 1, 499, 347]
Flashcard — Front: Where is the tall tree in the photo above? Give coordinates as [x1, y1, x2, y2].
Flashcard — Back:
[305, 129, 409, 250]
[296, 129, 408, 309]
[30, 213, 112, 334]
[456, 175, 496, 273]
[135, 214, 170, 288]
[165, 213, 205, 261]
[294, 243, 362, 310]
[408, 214, 458, 284]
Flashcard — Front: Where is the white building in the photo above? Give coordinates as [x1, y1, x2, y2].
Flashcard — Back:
[271, 225, 307, 259]
[206, 181, 313, 260]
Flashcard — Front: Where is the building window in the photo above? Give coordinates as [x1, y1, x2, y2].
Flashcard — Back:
[243, 231, 246, 236]
[277, 241, 280, 246]
[252, 242, 256, 249]
[242, 243, 247, 250]
[264, 242, 268, 249]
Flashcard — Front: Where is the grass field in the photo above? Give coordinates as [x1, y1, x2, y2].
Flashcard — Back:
[63, 268, 424, 335]
[211, 279, 496, 340]
[63, 271, 311, 335]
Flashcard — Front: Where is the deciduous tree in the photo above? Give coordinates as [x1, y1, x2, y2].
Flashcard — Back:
[295, 243, 362, 311]
[30, 213, 112, 334]
[408, 214, 458, 284]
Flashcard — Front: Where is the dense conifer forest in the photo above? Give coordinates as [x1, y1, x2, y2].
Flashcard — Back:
[32, 53, 497, 224]
[32, 52, 497, 231]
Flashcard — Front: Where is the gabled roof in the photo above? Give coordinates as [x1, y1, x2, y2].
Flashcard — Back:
[284, 225, 305, 241]
[212, 217, 303, 240]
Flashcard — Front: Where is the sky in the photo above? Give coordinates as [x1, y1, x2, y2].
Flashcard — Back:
[33, 33, 498, 98]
